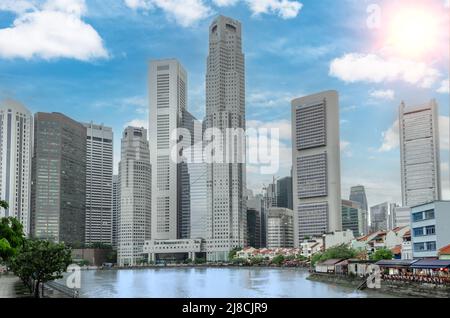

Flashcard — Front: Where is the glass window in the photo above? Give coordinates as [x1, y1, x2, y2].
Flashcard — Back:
[425, 225, 435, 235]
[413, 242, 425, 252]
[413, 227, 424, 237]
[412, 212, 423, 222]
[426, 241, 436, 251]
[424, 209, 435, 220]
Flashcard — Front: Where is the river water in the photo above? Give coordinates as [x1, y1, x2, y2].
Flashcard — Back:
[71, 267, 394, 298]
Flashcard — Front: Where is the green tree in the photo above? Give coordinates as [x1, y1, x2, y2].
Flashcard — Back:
[10, 240, 72, 298]
[370, 248, 393, 261]
[271, 255, 285, 266]
[228, 247, 241, 260]
[0, 200, 8, 210]
[0, 216, 25, 263]
[249, 256, 264, 265]
[297, 254, 307, 262]
[311, 244, 358, 266]
[194, 257, 206, 264]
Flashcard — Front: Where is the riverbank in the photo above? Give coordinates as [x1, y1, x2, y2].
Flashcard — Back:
[0, 273, 32, 298]
[307, 273, 450, 298]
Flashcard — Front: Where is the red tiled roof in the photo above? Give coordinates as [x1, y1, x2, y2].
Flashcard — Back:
[391, 245, 402, 255]
[403, 230, 411, 238]
[439, 244, 450, 255]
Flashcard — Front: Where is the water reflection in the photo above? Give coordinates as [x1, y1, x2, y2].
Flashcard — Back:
[74, 268, 393, 298]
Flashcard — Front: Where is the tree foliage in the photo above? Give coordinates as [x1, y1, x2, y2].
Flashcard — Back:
[311, 244, 358, 265]
[0, 216, 25, 263]
[370, 248, 393, 261]
[228, 247, 241, 260]
[271, 255, 285, 265]
[9, 240, 72, 298]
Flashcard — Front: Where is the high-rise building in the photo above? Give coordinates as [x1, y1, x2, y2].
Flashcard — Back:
[31, 112, 86, 244]
[84, 122, 113, 245]
[291, 91, 341, 246]
[112, 174, 120, 249]
[341, 200, 362, 237]
[399, 100, 441, 207]
[393, 206, 411, 228]
[118, 126, 151, 266]
[267, 207, 294, 249]
[370, 202, 397, 232]
[205, 16, 246, 261]
[277, 176, 293, 210]
[0, 99, 33, 236]
[349, 185, 368, 212]
[247, 208, 261, 249]
[149, 59, 195, 242]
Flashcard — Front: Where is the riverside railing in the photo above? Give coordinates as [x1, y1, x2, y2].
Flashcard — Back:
[44, 281, 79, 298]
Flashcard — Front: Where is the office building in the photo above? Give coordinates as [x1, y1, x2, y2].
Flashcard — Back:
[370, 202, 397, 232]
[84, 122, 113, 245]
[411, 201, 450, 258]
[247, 208, 261, 248]
[341, 200, 362, 237]
[112, 175, 120, 249]
[267, 207, 294, 249]
[247, 191, 266, 248]
[277, 176, 293, 210]
[349, 185, 368, 212]
[399, 100, 441, 207]
[204, 16, 247, 260]
[291, 90, 341, 246]
[31, 112, 86, 244]
[394, 206, 411, 228]
[118, 127, 151, 266]
[0, 99, 33, 236]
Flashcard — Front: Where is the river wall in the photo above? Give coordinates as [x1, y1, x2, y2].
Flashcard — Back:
[308, 273, 450, 298]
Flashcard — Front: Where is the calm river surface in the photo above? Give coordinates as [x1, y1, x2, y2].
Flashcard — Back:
[72, 268, 394, 298]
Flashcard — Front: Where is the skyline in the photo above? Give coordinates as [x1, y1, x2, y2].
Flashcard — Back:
[0, 0, 449, 210]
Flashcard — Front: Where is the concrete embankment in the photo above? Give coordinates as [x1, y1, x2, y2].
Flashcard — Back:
[308, 273, 450, 298]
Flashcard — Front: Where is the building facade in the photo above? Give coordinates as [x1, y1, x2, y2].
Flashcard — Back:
[399, 100, 441, 207]
[118, 127, 151, 266]
[246, 208, 261, 249]
[84, 122, 113, 245]
[370, 202, 396, 232]
[341, 200, 362, 237]
[349, 185, 368, 212]
[31, 112, 86, 244]
[291, 90, 341, 246]
[411, 201, 450, 259]
[204, 16, 247, 260]
[277, 176, 293, 210]
[394, 206, 411, 228]
[0, 99, 33, 236]
[267, 207, 294, 249]
[112, 174, 120, 249]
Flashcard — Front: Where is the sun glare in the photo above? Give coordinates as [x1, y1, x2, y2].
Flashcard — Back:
[384, 7, 441, 60]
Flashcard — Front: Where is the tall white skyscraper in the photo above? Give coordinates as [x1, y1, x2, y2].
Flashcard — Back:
[0, 99, 33, 236]
[399, 100, 441, 207]
[291, 90, 342, 246]
[84, 122, 113, 245]
[149, 59, 192, 241]
[205, 16, 246, 261]
[118, 126, 151, 266]
[112, 174, 120, 249]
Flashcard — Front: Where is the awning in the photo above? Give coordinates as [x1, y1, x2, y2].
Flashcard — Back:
[376, 259, 418, 268]
[410, 259, 450, 269]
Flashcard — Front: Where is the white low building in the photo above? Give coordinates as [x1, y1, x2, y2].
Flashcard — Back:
[323, 230, 355, 249]
[144, 239, 205, 263]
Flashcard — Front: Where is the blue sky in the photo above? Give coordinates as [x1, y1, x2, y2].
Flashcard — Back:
[0, 0, 449, 208]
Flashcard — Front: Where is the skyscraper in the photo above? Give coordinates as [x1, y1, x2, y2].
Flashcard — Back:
[246, 208, 261, 249]
[292, 91, 341, 245]
[267, 207, 294, 249]
[277, 176, 293, 210]
[84, 122, 113, 245]
[349, 185, 368, 212]
[205, 16, 246, 261]
[118, 126, 151, 266]
[31, 112, 86, 244]
[112, 174, 120, 249]
[399, 100, 441, 207]
[341, 200, 362, 237]
[370, 202, 397, 232]
[149, 59, 194, 241]
[0, 99, 33, 236]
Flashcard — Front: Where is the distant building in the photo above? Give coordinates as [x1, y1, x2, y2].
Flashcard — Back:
[399, 100, 441, 207]
[0, 99, 33, 236]
[112, 175, 120, 249]
[247, 208, 261, 249]
[247, 191, 265, 248]
[277, 176, 293, 210]
[411, 201, 450, 259]
[341, 200, 362, 237]
[323, 230, 354, 249]
[118, 127, 151, 266]
[267, 207, 294, 249]
[394, 206, 411, 228]
[84, 122, 113, 245]
[349, 185, 368, 212]
[31, 112, 86, 244]
[370, 202, 396, 232]
[292, 91, 342, 245]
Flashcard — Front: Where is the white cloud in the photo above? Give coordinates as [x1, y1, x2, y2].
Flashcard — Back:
[124, 119, 149, 131]
[123, 0, 212, 27]
[247, 90, 297, 108]
[379, 116, 449, 152]
[445, 0, 450, 8]
[369, 89, 395, 100]
[0, 0, 108, 61]
[212, 0, 239, 6]
[329, 53, 441, 88]
[437, 79, 449, 94]
[247, 119, 291, 141]
[341, 140, 353, 158]
[245, 0, 303, 19]
[0, 0, 36, 13]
